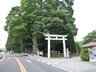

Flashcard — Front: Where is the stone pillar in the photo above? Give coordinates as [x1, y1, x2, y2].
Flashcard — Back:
[67, 48, 70, 58]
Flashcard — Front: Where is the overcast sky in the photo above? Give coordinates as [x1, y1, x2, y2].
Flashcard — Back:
[0, 0, 96, 48]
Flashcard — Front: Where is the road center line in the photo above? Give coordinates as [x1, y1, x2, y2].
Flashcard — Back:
[14, 57, 27, 72]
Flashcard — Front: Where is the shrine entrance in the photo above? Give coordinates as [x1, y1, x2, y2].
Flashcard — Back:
[44, 33, 68, 58]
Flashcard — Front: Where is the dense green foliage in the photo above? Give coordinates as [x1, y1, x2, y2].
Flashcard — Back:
[4, 0, 78, 54]
[80, 48, 89, 61]
[83, 29, 96, 44]
[75, 41, 84, 54]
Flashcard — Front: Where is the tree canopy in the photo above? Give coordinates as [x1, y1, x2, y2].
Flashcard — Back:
[4, 0, 78, 54]
[83, 29, 96, 44]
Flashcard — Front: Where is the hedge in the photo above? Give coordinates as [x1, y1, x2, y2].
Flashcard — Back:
[80, 48, 89, 61]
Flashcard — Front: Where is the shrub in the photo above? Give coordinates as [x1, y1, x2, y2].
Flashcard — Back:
[80, 48, 89, 61]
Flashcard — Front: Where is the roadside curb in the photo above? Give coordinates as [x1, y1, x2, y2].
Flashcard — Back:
[52, 62, 75, 72]
[89, 61, 96, 65]
[29, 55, 74, 72]
[0, 53, 3, 61]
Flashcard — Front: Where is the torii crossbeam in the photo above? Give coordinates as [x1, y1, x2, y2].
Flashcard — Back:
[44, 33, 68, 58]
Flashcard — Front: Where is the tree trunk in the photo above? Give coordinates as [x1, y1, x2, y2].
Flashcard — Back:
[18, 39, 23, 52]
[32, 36, 39, 55]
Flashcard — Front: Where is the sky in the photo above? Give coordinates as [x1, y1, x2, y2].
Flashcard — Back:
[0, 0, 96, 48]
[0, 0, 20, 48]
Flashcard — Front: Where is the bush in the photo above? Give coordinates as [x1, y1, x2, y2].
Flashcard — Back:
[80, 48, 89, 61]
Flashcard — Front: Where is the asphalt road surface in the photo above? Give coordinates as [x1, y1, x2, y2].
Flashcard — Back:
[0, 53, 68, 72]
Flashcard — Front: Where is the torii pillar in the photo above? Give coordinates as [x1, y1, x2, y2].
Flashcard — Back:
[48, 36, 51, 58]
[63, 37, 67, 57]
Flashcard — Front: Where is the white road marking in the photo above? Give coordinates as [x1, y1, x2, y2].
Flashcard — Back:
[27, 56, 73, 72]
[52, 64, 74, 72]
[26, 59, 32, 63]
[8, 57, 10, 59]
[46, 62, 51, 65]
[41, 61, 45, 63]
[27, 57, 73, 72]
[53, 62, 59, 65]
[37, 59, 40, 61]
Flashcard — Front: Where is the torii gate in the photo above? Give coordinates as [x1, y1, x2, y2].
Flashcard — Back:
[44, 33, 68, 58]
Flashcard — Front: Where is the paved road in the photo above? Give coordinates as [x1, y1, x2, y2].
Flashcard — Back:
[0, 53, 68, 72]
